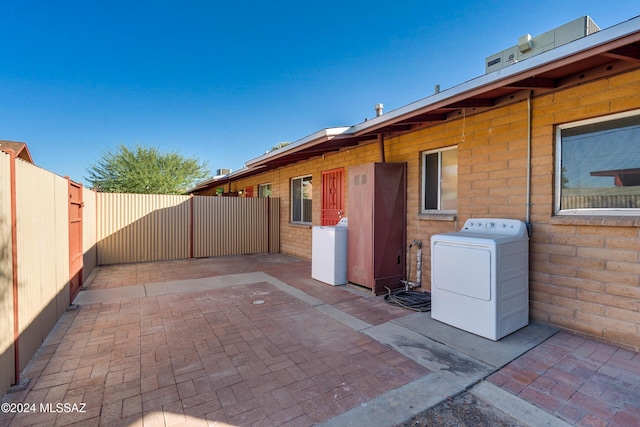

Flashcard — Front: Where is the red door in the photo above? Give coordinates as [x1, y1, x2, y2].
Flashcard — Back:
[321, 168, 344, 225]
[68, 179, 83, 303]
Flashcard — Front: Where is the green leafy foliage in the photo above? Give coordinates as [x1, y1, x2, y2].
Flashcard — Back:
[86, 145, 210, 194]
[269, 141, 291, 152]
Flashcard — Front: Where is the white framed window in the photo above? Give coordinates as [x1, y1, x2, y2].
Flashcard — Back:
[422, 146, 458, 212]
[556, 110, 640, 216]
[291, 175, 312, 223]
[258, 183, 272, 198]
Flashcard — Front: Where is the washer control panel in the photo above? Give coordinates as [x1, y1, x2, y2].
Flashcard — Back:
[461, 218, 527, 236]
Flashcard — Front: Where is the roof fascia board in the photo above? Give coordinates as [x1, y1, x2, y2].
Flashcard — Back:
[191, 127, 351, 191]
[350, 15, 640, 136]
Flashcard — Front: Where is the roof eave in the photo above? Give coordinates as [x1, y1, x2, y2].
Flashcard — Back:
[350, 15, 640, 136]
[244, 127, 351, 168]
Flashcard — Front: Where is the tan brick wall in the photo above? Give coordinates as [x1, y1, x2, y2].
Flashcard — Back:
[219, 68, 640, 350]
[526, 69, 640, 350]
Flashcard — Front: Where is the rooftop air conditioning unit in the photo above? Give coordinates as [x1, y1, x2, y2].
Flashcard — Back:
[485, 16, 600, 73]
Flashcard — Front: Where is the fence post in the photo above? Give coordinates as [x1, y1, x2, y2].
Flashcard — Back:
[189, 195, 194, 259]
[1, 148, 20, 385]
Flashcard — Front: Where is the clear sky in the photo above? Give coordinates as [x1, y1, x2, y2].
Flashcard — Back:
[2, 1, 639, 186]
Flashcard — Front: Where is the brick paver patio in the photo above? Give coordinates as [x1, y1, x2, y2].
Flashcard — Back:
[2, 254, 639, 426]
[1, 255, 428, 426]
[488, 331, 640, 426]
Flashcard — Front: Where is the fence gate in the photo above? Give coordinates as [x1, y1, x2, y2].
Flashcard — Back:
[68, 179, 83, 302]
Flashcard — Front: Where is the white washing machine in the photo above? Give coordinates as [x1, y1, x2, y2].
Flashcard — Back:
[311, 218, 348, 285]
[431, 218, 529, 340]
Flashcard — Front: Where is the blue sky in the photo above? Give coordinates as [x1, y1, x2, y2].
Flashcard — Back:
[2, 1, 639, 186]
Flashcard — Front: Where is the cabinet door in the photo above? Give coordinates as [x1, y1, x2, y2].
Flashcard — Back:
[372, 163, 406, 290]
[347, 164, 374, 288]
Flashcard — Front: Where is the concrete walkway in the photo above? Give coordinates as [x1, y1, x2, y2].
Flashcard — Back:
[1, 254, 639, 426]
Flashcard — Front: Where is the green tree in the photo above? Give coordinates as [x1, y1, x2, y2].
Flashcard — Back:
[86, 144, 210, 194]
[269, 141, 291, 152]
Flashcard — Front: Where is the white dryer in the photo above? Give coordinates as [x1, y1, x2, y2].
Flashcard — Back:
[431, 218, 529, 340]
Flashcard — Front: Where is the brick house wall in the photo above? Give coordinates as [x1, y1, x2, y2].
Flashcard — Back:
[527, 69, 640, 350]
[207, 67, 640, 350]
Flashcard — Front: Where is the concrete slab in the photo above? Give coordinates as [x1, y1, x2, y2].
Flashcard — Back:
[217, 271, 271, 286]
[259, 274, 325, 307]
[393, 312, 559, 368]
[314, 304, 372, 331]
[363, 321, 494, 388]
[144, 276, 227, 297]
[471, 381, 573, 426]
[73, 284, 146, 304]
[318, 374, 460, 427]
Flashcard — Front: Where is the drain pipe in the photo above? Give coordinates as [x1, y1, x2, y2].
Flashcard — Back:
[375, 104, 386, 163]
[377, 134, 386, 163]
[413, 240, 422, 289]
[401, 240, 422, 290]
[525, 90, 533, 236]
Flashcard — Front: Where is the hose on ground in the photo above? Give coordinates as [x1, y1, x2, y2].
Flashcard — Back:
[383, 287, 431, 312]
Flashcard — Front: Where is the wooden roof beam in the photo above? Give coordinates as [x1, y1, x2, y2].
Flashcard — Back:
[399, 113, 448, 124]
[602, 45, 640, 62]
[505, 77, 557, 88]
[381, 123, 414, 131]
[445, 99, 495, 108]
